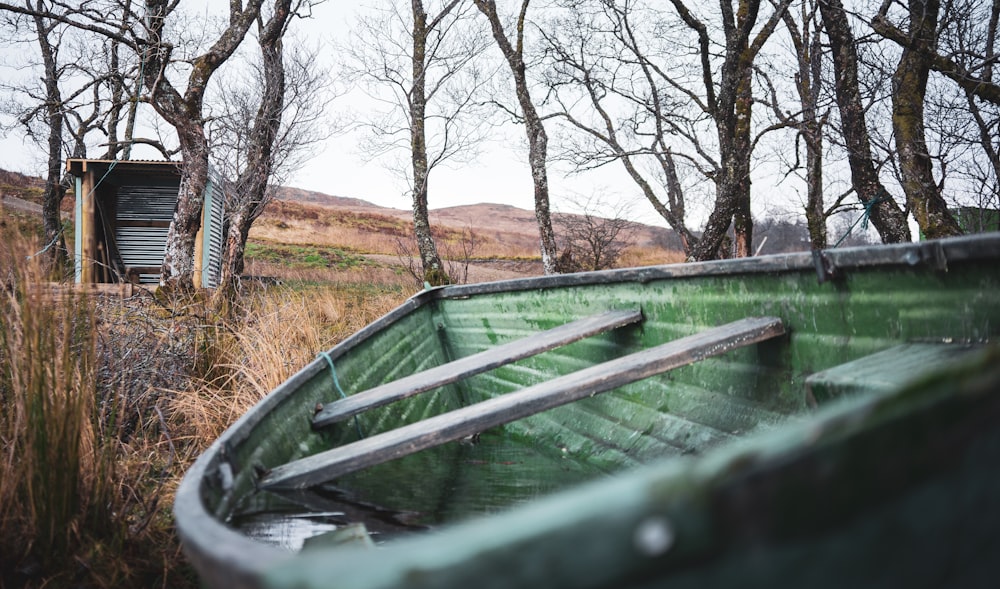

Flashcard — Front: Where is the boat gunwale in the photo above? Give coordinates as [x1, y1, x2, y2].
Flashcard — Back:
[172, 233, 1000, 587]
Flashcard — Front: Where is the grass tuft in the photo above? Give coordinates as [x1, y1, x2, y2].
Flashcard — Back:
[0, 226, 192, 588]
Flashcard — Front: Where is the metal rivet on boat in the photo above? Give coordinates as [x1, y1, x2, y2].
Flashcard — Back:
[633, 516, 674, 557]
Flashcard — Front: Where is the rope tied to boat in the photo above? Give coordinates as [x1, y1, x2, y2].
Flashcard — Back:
[317, 350, 365, 439]
[834, 194, 889, 247]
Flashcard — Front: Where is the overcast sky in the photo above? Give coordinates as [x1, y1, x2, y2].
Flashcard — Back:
[0, 1, 839, 232]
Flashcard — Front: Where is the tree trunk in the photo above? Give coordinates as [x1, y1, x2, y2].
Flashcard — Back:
[215, 210, 251, 309]
[475, 0, 560, 274]
[32, 7, 69, 275]
[161, 129, 209, 290]
[214, 0, 292, 307]
[730, 68, 754, 259]
[889, 0, 962, 239]
[682, 0, 791, 261]
[784, 2, 828, 249]
[411, 0, 449, 286]
[818, 0, 911, 243]
[140, 0, 264, 289]
[661, 149, 696, 255]
[689, 24, 755, 261]
[803, 120, 826, 248]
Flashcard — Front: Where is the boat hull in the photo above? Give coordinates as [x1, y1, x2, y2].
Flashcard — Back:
[174, 235, 1000, 588]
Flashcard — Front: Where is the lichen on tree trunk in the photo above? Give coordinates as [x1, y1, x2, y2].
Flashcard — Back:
[819, 0, 911, 244]
[161, 134, 209, 290]
[888, 0, 962, 239]
[410, 0, 449, 287]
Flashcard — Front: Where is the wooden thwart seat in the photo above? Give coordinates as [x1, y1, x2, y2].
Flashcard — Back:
[262, 316, 785, 490]
[313, 309, 645, 428]
[805, 342, 984, 404]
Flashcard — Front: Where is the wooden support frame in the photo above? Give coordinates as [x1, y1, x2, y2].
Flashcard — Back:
[312, 309, 645, 428]
[80, 163, 96, 284]
[263, 316, 785, 490]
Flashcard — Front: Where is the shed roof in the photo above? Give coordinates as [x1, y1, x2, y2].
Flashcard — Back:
[66, 158, 182, 177]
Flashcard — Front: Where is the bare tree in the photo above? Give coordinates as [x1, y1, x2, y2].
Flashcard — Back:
[442, 225, 480, 284]
[875, 0, 1000, 233]
[0, 1, 135, 274]
[1, 0, 280, 286]
[540, 2, 700, 257]
[28, 2, 70, 273]
[209, 0, 330, 306]
[543, 0, 791, 261]
[137, 0, 266, 289]
[555, 193, 637, 271]
[344, 0, 492, 286]
[673, 0, 793, 260]
[101, 0, 142, 159]
[870, 0, 962, 238]
[474, 0, 560, 274]
[779, 0, 830, 248]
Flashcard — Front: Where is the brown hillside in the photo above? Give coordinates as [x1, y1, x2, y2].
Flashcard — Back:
[268, 186, 683, 265]
[1, 170, 683, 282]
[0, 169, 45, 203]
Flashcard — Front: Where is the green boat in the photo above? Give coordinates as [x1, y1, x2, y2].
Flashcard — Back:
[174, 234, 1000, 588]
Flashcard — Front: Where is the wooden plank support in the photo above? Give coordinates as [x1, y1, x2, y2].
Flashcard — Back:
[804, 343, 983, 404]
[312, 309, 645, 428]
[263, 316, 785, 490]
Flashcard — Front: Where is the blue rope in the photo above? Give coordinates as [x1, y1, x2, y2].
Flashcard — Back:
[318, 350, 364, 439]
[28, 160, 121, 260]
[834, 196, 888, 247]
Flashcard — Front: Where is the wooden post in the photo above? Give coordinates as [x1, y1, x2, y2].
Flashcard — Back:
[80, 164, 96, 284]
[193, 202, 206, 289]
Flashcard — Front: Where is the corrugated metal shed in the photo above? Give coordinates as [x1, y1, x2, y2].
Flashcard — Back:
[66, 158, 227, 288]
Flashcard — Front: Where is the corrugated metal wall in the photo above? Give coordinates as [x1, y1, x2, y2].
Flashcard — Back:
[202, 170, 226, 288]
[115, 185, 176, 284]
[113, 176, 226, 286]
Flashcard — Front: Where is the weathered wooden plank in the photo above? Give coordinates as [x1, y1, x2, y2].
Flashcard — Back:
[263, 316, 785, 490]
[805, 342, 983, 404]
[312, 309, 644, 428]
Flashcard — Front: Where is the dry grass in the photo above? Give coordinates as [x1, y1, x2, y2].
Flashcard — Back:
[618, 245, 686, 268]
[243, 256, 416, 287]
[168, 276, 410, 452]
[251, 200, 545, 261]
[0, 227, 193, 588]
[0, 219, 411, 588]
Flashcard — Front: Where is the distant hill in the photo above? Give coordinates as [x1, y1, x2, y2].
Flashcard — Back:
[273, 186, 379, 209]
[0, 169, 45, 202]
[271, 186, 683, 254]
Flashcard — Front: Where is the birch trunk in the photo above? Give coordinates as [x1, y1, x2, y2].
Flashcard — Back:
[411, 0, 449, 286]
[819, 0, 911, 243]
[475, 0, 560, 274]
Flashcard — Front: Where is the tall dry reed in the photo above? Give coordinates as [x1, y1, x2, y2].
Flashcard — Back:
[0, 223, 192, 588]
